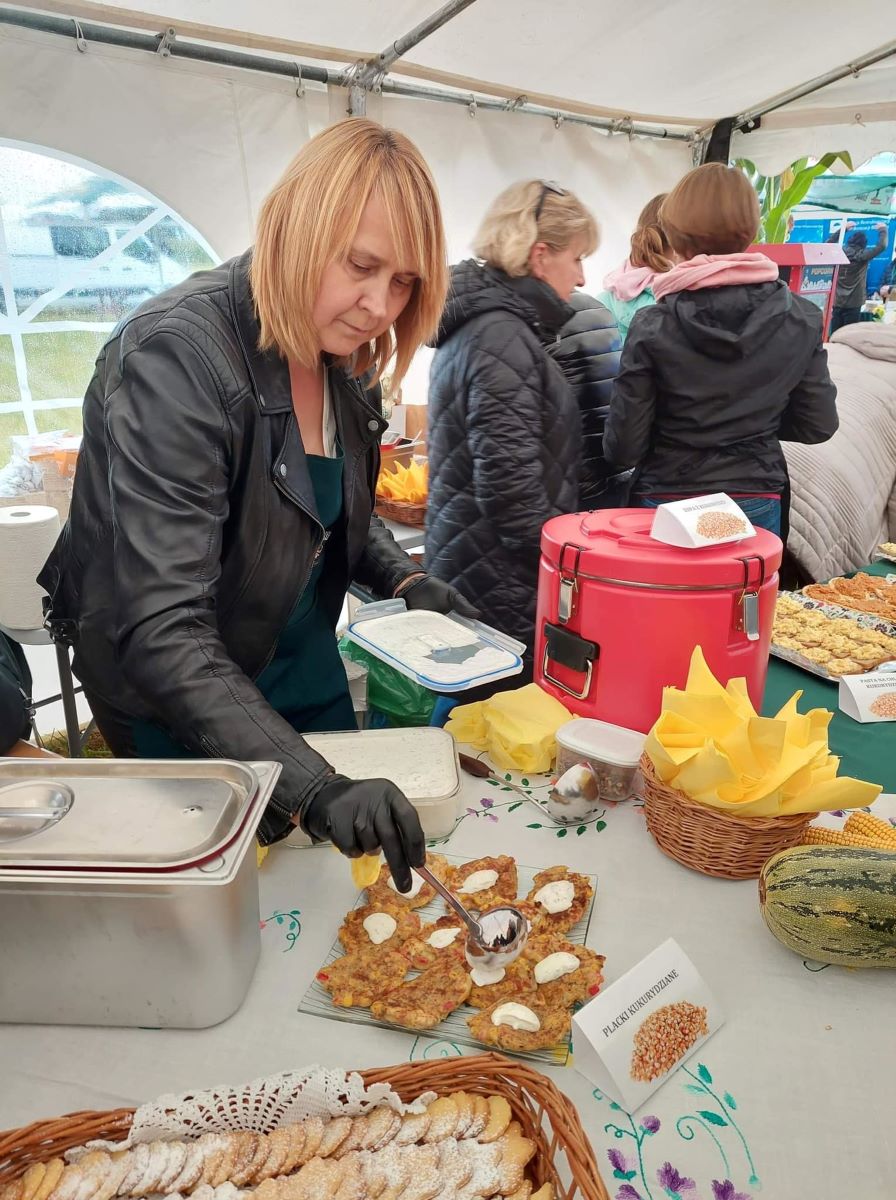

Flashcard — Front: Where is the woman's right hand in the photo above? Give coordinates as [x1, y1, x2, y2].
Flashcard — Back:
[299, 774, 425, 892]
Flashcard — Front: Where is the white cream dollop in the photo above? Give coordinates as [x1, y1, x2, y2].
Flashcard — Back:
[533, 880, 575, 914]
[457, 869, 499, 894]
[362, 913, 397, 945]
[490, 1002, 541, 1032]
[388, 870, 425, 899]
[469, 964, 505, 987]
[534, 951, 580, 984]
[427, 927, 462, 949]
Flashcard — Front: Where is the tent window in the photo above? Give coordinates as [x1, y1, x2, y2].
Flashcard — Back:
[0, 143, 219, 470]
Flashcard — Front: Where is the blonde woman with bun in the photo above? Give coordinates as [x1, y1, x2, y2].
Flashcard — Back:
[39, 119, 472, 890]
[598, 194, 675, 341]
[426, 179, 598, 682]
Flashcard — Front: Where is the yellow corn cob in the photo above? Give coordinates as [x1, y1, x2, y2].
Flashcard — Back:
[803, 826, 895, 850]
[843, 811, 896, 847]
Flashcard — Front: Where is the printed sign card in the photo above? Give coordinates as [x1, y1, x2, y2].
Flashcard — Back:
[650, 493, 755, 549]
[839, 664, 896, 723]
[572, 938, 723, 1110]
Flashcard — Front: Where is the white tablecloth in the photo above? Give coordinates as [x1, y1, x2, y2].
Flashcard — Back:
[1, 765, 894, 1199]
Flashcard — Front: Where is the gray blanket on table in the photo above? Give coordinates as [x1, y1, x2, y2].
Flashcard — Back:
[783, 323, 896, 581]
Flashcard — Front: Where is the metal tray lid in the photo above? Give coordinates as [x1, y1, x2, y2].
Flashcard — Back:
[0, 759, 259, 871]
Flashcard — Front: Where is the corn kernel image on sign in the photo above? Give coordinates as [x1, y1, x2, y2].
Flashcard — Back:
[572, 938, 723, 1110]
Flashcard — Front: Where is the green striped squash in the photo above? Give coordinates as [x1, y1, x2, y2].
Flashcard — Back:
[759, 845, 896, 968]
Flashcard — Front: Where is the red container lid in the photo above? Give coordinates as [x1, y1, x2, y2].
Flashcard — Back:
[541, 510, 783, 588]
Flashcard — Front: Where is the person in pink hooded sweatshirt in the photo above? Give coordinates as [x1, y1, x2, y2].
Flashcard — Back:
[598, 194, 675, 341]
[603, 163, 838, 537]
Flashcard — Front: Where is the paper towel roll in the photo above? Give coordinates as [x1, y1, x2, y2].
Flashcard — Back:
[0, 505, 61, 631]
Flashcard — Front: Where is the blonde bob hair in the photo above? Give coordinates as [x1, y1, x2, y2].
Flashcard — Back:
[472, 180, 598, 276]
[251, 119, 448, 386]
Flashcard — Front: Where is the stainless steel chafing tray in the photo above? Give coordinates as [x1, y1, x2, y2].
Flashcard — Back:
[0, 759, 281, 1029]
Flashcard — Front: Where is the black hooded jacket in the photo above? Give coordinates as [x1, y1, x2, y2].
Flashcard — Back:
[424, 260, 581, 663]
[603, 280, 838, 496]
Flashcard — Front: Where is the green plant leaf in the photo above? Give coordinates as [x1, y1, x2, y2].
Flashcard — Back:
[723, 1091, 738, 1110]
[684, 1084, 705, 1094]
[697, 1063, 712, 1084]
[595, 820, 607, 832]
[485, 778, 499, 787]
[521, 778, 530, 786]
[556, 827, 568, 837]
[577, 825, 587, 835]
[526, 822, 543, 829]
[698, 1110, 727, 1127]
[508, 801, 523, 812]
[504, 773, 512, 781]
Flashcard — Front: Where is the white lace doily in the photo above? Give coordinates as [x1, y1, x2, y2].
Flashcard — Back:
[73, 1067, 433, 1157]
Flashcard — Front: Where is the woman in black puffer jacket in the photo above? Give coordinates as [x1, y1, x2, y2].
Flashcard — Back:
[550, 292, 625, 507]
[425, 180, 598, 677]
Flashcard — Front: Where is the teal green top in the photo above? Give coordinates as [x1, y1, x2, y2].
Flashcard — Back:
[596, 287, 656, 342]
[131, 452, 356, 759]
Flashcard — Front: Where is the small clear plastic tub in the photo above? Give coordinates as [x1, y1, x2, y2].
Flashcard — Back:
[555, 718, 646, 801]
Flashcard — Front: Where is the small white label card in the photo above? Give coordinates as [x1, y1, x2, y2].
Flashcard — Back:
[572, 938, 723, 1111]
[839, 663, 896, 723]
[650, 493, 755, 549]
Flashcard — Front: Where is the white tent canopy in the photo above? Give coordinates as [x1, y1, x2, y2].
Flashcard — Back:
[1, 0, 895, 402]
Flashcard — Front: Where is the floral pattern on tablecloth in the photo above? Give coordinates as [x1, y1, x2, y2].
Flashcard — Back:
[593, 1062, 760, 1200]
[426, 770, 613, 847]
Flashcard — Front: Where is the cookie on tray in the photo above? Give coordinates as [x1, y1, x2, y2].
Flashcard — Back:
[467, 956, 536, 1009]
[467, 998, 571, 1052]
[315, 945, 410, 1009]
[522, 934, 605, 1007]
[446, 854, 518, 911]
[338, 903, 421, 953]
[403, 915, 467, 970]
[526, 866, 592, 935]
[370, 959, 472, 1029]
[366, 852, 451, 910]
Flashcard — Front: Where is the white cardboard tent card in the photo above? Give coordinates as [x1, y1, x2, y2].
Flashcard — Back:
[572, 938, 723, 1111]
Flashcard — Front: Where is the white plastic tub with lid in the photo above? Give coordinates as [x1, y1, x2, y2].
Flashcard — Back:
[286, 727, 461, 845]
[555, 718, 646, 801]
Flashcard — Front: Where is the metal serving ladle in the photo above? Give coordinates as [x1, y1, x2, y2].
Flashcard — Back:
[413, 863, 528, 972]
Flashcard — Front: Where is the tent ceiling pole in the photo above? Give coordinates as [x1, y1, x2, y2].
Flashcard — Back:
[0, 4, 690, 141]
[375, 0, 478, 74]
[345, 0, 477, 112]
[733, 38, 896, 133]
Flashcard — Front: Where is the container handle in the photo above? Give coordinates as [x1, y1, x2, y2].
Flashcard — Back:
[542, 623, 597, 701]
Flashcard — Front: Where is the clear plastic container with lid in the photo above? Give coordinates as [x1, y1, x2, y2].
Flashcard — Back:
[346, 599, 525, 693]
[555, 718, 646, 801]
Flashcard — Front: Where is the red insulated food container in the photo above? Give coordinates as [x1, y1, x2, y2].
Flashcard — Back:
[535, 510, 783, 733]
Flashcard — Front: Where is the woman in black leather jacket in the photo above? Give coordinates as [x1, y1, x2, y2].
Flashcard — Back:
[39, 119, 474, 889]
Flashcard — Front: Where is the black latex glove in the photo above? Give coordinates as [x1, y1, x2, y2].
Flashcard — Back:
[301, 774, 425, 892]
[401, 574, 480, 620]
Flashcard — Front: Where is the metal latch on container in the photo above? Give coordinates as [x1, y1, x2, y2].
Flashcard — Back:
[735, 554, 765, 642]
[557, 542, 583, 625]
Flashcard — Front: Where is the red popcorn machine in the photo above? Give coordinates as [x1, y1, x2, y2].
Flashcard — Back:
[752, 242, 848, 340]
